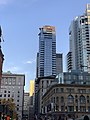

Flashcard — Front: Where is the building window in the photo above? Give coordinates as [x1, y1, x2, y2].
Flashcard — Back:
[0, 94, 2, 97]
[75, 99, 78, 104]
[4, 94, 6, 97]
[88, 89, 90, 93]
[61, 96, 64, 103]
[12, 78, 16, 85]
[5, 82, 8, 84]
[87, 96, 89, 103]
[68, 106, 74, 112]
[61, 88, 64, 92]
[68, 95, 74, 103]
[61, 106, 64, 111]
[18, 82, 21, 85]
[76, 106, 78, 111]
[79, 75, 83, 80]
[67, 88, 74, 93]
[18, 91, 20, 93]
[8, 91, 10, 93]
[11, 98, 14, 102]
[56, 97, 59, 102]
[78, 89, 86, 93]
[8, 94, 10, 97]
[56, 105, 59, 111]
[88, 106, 90, 112]
[56, 88, 59, 93]
[9, 82, 11, 85]
[80, 106, 86, 112]
[79, 95, 86, 104]
[4, 90, 7, 93]
[73, 75, 76, 80]
[12, 94, 14, 97]
[51, 97, 53, 102]
[87, 99, 89, 103]
[54, 97, 55, 103]
[75, 95, 78, 98]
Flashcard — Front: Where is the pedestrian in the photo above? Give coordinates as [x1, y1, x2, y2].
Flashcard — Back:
[67, 114, 73, 120]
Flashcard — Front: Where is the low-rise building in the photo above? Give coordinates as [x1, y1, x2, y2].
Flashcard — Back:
[0, 72, 25, 120]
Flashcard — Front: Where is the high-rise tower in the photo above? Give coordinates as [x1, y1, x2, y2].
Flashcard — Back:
[35, 26, 63, 116]
[67, 4, 90, 72]
[38, 25, 56, 77]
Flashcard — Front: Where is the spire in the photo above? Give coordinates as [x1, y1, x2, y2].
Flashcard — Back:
[0, 26, 2, 47]
[0, 25, 4, 60]
[0, 26, 4, 44]
[0, 26, 4, 85]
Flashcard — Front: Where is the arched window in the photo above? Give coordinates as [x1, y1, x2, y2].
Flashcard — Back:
[56, 97, 59, 102]
[68, 95, 74, 103]
[61, 96, 64, 103]
[79, 95, 86, 104]
[87, 96, 89, 103]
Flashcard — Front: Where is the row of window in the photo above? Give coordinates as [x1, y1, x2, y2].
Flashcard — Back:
[43, 105, 90, 113]
[1, 77, 23, 85]
[0, 94, 20, 98]
[64, 74, 90, 80]
[52, 88, 90, 93]
[51, 95, 89, 104]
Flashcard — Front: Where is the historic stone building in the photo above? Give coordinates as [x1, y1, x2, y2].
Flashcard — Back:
[42, 84, 90, 120]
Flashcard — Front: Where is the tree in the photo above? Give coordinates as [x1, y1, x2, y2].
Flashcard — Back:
[1, 98, 17, 119]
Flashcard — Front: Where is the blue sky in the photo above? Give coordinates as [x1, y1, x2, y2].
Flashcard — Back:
[0, 0, 90, 92]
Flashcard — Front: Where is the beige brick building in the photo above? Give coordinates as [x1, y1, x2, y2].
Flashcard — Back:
[42, 84, 90, 120]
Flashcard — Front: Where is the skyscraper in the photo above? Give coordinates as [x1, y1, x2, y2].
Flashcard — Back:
[30, 80, 34, 96]
[67, 4, 90, 72]
[38, 25, 56, 77]
[56, 53, 63, 75]
[35, 26, 63, 116]
[36, 25, 63, 77]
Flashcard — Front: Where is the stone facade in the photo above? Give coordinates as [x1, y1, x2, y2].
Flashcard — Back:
[42, 84, 90, 120]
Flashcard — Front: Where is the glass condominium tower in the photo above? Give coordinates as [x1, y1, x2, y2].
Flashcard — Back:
[38, 25, 56, 77]
[67, 4, 90, 72]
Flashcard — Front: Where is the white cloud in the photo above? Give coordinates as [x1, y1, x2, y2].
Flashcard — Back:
[26, 61, 33, 64]
[24, 59, 36, 64]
